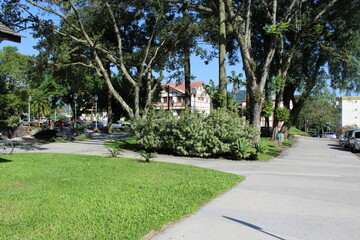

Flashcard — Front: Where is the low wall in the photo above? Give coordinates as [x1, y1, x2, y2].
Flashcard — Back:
[0, 127, 30, 139]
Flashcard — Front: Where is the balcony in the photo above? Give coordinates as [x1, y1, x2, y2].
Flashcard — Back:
[155, 102, 186, 110]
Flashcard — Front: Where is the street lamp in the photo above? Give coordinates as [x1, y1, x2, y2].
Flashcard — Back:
[192, 87, 197, 113]
[28, 96, 32, 130]
[94, 95, 98, 130]
[48, 97, 52, 129]
[73, 93, 78, 129]
[54, 95, 58, 121]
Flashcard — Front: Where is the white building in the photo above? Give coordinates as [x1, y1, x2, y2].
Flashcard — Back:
[155, 81, 211, 115]
[336, 96, 360, 127]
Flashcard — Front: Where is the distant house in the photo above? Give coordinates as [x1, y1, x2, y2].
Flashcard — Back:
[155, 81, 211, 115]
[336, 96, 360, 127]
[0, 22, 24, 43]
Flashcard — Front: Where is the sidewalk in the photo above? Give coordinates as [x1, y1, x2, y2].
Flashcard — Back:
[152, 138, 360, 240]
[13, 137, 360, 240]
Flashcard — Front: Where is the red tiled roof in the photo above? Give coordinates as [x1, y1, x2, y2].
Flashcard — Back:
[162, 81, 204, 93]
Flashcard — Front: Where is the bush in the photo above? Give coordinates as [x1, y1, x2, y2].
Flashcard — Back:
[232, 139, 252, 159]
[130, 109, 259, 160]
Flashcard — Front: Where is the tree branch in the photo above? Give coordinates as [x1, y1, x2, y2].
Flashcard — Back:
[105, 2, 137, 87]
[164, 0, 213, 12]
[26, 0, 81, 32]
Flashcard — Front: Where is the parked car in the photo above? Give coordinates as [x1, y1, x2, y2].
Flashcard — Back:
[88, 121, 106, 129]
[310, 133, 319, 138]
[325, 132, 337, 139]
[54, 119, 72, 127]
[21, 118, 37, 126]
[111, 121, 131, 130]
[119, 122, 131, 129]
[339, 136, 345, 146]
[349, 130, 360, 153]
[344, 129, 359, 149]
[39, 117, 48, 123]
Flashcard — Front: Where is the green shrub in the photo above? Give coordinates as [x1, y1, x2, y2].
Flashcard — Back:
[5, 116, 20, 127]
[107, 148, 123, 158]
[137, 150, 157, 163]
[232, 139, 252, 159]
[76, 124, 85, 133]
[274, 107, 290, 122]
[131, 109, 258, 159]
[255, 140, 268, 154]
[251, 140, 268, 160]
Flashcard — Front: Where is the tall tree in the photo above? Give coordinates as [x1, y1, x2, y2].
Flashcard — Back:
[280, 0, 360, 129]
[24, 0, 180, 119]
[218, 0, 228, 107]
[0, 46, 30, 126]
[223, 0, 343, 140]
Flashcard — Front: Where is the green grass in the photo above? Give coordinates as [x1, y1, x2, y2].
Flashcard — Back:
[288, 127, 309, 136]
[257, 137, 295, 161]
[0, 153, 243, 240]
[257, 138, 281, 161]
[105, 137, 137, 150]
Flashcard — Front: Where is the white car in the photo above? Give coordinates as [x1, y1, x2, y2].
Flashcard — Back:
[88, 121, 106, 129]
[21, 118, 37, 126]
[111, 121, 131, 130]
[349, 130, 360, 153]
[39, 117, 48, 123]
[325, 132, 336, 139]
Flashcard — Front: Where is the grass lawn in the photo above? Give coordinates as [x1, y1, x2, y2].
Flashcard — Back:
[257, 137, 295, 161]
[0, 153, 243, 239]
[288, 127, 309, 136]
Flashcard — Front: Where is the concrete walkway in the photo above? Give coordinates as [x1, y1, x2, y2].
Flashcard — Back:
[13, 136, 360, 240]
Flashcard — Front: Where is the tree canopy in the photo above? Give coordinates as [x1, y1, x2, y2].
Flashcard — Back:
[0, 0, 358, 140]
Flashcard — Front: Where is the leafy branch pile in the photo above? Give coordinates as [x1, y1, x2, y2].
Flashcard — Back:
[131, 109, 265, 160]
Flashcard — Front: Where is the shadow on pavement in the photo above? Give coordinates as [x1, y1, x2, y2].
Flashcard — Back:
[222, 216, 286, 240]
[88, 132, 130, 141]
[15, 144, 48, 152]
[327, 143, 349, 152]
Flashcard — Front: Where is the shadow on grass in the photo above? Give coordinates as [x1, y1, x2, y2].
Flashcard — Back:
[105, 138, 138, 151]
[0, 157, 12, 162]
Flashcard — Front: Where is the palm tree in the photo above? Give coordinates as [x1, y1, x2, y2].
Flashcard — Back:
[31, 91, 50, 128]
[227, 71, 244, 103]
[204, 79, 217, 110]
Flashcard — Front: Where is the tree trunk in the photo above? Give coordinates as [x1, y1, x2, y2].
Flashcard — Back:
[134, 84, 140, 119]
[144, 71, 158, 113]
[93, 52, 134, 119]
[250, 100, 263, 142]
[184, 47, 191, 109]
[183, 2, 192, 110]
[107, 92, 113, 133]
[219, 0, 227, 107]
[106, 63, 113, 133]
